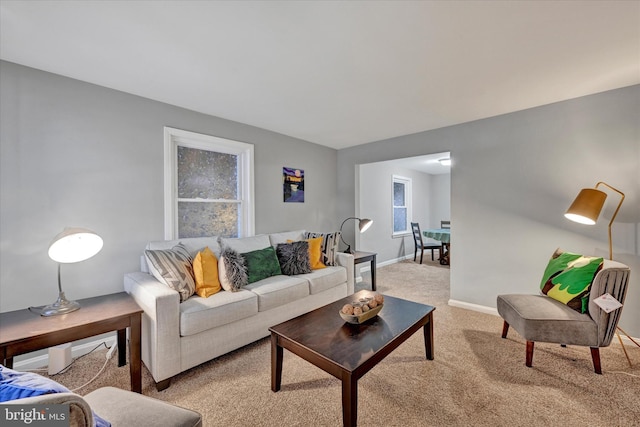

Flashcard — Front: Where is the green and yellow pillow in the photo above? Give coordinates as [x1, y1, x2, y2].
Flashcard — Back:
[540, 248, 603, 313]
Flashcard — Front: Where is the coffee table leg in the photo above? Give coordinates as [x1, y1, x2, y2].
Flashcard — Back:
[423, 313, 434, 360]
[342, 373, 357, 427]
[271, 333, 283, 392]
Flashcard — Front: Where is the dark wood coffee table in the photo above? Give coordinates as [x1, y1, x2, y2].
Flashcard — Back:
[269, 290, 435, 427]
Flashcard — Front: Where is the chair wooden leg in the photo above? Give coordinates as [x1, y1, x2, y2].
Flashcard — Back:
[413, 249, 417, 262]
[419, 249, 423, 264]
[590, 347, 602, 374]
[501, 321, 509, 338]
[526, 341, 534, 367]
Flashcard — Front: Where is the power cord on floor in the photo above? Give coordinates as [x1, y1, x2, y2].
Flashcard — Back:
[70, 342, 118, 393]
[608, 371, 639, 378]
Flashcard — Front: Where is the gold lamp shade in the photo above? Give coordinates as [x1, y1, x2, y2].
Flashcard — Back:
[564, 188, 607, 225]
[564, 181, 624, 261]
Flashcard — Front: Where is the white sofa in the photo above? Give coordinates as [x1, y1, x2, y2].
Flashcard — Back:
[124, 230, 354, 390]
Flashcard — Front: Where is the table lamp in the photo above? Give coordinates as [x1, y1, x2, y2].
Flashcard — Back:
[41, 227, 103, 316]
[564, 181, 638, 364]
[339, 217, 372, 254]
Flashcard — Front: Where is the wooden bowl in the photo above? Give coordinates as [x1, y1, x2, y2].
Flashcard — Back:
[339, 303, 383, 324]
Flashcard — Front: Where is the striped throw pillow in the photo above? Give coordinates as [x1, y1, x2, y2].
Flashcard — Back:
[145, 243, 195, 302]
[304, 231, 341, 266]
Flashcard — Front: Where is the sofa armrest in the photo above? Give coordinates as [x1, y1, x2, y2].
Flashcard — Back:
[124, 272, 181, 383]
[335, 252, 355, 294]
[0, 392, 93, 427]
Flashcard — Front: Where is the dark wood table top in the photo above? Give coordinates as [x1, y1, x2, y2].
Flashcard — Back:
[269, 290, 435, 372]
[0, 292, 141, 345]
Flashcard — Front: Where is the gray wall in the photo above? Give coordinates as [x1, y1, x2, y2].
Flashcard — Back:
[0, 61, 339, 312]
[358, 160, 450, 264]
[338, 85, 640, 337]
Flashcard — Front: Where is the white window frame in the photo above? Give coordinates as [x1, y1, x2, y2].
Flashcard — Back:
[164, 127, 255, 239]
[392, 175, 412, 236]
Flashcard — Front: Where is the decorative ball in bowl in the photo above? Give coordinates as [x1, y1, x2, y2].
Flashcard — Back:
[339, 293, 384, 324]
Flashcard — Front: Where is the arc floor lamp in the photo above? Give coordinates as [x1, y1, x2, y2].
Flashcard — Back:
[565, 181, 638, 365]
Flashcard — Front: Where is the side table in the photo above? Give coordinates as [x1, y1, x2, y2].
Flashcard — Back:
[0, 292, 143, 393]
[352, 251, 377, 291]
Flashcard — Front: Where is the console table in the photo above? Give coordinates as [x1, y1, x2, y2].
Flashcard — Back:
[0, 292, 143, 393]
[352, 251, 377, 291]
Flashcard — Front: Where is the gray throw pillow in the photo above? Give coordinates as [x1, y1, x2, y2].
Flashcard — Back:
[218, 238, 248, 291]
[276, 241, 312, 275]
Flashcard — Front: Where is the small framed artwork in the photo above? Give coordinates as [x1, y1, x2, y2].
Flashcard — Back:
[283, 167, 304, 203]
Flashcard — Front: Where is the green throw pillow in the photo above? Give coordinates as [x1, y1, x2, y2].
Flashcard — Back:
[243, 246, 282, 283]
[540, 248, 603, 313]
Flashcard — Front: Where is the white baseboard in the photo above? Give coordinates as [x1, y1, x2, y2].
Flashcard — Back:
[448, 299, 499, 316]
[355, 254, 412, 283]
[12, 336, 116, 371]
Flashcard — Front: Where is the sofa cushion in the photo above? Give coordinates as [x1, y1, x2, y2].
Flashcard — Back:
[299, 266, 348, 295]
[304, 231, 341, 266]
[276, 241, 312, 275]
[242, 246, 282, 283]
[540, 248, 603, 313]
[269, 230, 306, 246]
[219, 234, 271, 254]
[145, 243, 195, 302]
[497, 294, 598, 346]
[244, 275, 309, 312]
[180, 290, 258, 336]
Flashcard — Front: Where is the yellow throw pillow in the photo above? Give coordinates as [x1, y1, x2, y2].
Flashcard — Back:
[193, 247, 221, 297]
[289, 237, 326, 270]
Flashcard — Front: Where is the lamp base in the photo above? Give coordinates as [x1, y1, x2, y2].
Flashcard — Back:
[40, 292, 80, 317]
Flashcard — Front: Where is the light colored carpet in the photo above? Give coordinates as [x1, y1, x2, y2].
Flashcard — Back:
[45, 260, 640, 426]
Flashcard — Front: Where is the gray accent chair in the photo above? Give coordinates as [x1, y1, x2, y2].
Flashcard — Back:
[497, 259, 630, 374]
[1, 387, 202, 427]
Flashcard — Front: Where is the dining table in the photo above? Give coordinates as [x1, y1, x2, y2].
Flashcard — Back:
[423, 228, 450, 265]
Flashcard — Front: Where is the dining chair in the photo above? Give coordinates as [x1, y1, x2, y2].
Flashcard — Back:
[439, 220, 451, 264]
[410, 222, 441, 263]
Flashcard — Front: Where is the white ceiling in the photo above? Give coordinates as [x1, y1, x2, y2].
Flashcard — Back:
[1, 1, 639, 150]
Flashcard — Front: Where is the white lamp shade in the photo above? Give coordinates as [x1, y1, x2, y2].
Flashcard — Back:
[359, 218, 373, 233]
[48, 227, 103, 263]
